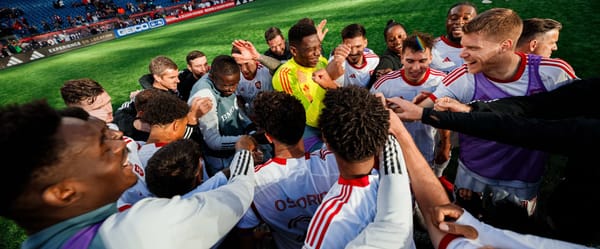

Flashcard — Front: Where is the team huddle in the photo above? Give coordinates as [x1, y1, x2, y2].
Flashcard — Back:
[2, 2, 598, 249]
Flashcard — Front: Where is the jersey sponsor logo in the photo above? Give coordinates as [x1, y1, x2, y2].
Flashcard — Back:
[274, 192, 328, 211]
[349, 74, 357, 79]
[220, 104, 238, 123]
[133, 163, 144, 177]
[442, 57, 451, 63]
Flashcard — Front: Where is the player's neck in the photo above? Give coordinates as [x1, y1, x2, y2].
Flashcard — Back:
[273, 141, 305, 158]
[484, 52, 521, 81]
[336, 155, 375, 179]
[146, 130, 178, 144]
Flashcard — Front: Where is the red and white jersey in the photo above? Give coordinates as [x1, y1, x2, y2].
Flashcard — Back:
[433, 52, 577, 103]
[117, 137, 153, 211]
[430, 36, 464, 74]
[237, 151, 339, 249]
[138, 142, 167, 167]
[371, 68, 446, 164]
[304, 173, 378, 249]
[330, 50, 379, 88]
[235, 63, 273, 115]
[305, 135, 417, 249]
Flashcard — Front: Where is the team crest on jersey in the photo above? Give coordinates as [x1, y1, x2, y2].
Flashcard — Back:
[255, 81, 262, 89]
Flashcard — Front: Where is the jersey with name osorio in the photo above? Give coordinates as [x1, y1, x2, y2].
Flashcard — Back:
[237, 151, 339, 249]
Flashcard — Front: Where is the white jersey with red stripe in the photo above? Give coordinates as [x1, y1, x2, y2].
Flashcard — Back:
[430, 36, 464, 74]
[371, 68, 446, 164]
[329, 50, 380, 88]
[117, 137, 153, 211]
[237, 149, 339, 249]
[235, 63, 273, 115]
[304, 136, 416, 249]
[138, 142, 167, 167]
[433, 52, 577, 102]
[303, 172, 379, 249]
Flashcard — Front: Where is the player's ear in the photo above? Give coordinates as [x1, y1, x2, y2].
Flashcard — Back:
[43, 180, 78, 207]
[290, 45, 298, 57]
[500, 38, 513, 53]
[528, 39, 538, 52]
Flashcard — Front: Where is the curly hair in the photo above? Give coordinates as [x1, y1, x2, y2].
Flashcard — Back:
[319, 86, 389, 162]
[253, 91, 305, 145]
[146, 139, 202, 198]
[60, 78, 105, 106]
[140, 90, 189, 126]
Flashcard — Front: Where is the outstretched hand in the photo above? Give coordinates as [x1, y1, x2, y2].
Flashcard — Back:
[434, 97, 472, 112]
[386, 97, 424, 121]
[316, 19, 329, 42]
[432, 203, 479, 240]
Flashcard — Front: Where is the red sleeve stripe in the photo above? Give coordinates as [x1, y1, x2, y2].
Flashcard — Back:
[540, 58, 577, 79]
[372, 71, 402, 89]
[442, 65, 468, 86]
[365, 54, 379, 58]
[429, 68, 447, 77]
[118, 204, 132, 212]
[254, 160, 273, 172]
[438, 233, 463, 249]
[278, 67, 294, 94]
[305, 185, 352, 249]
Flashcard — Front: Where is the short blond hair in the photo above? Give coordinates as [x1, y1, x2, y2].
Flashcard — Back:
[463, 8, 522, 45]
[149, 55, 178, 76]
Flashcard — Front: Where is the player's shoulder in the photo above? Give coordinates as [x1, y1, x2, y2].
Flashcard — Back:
[372, 70, 403, 89]
[429, 68, 447, 78]
[538, 57, 577, 79]
[442, 65, 469, 87]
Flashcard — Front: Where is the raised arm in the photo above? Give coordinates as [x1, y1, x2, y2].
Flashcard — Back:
[232, 39, 281, 74]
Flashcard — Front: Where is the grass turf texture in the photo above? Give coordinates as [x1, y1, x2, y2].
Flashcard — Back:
[1, 0, 599, 248]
